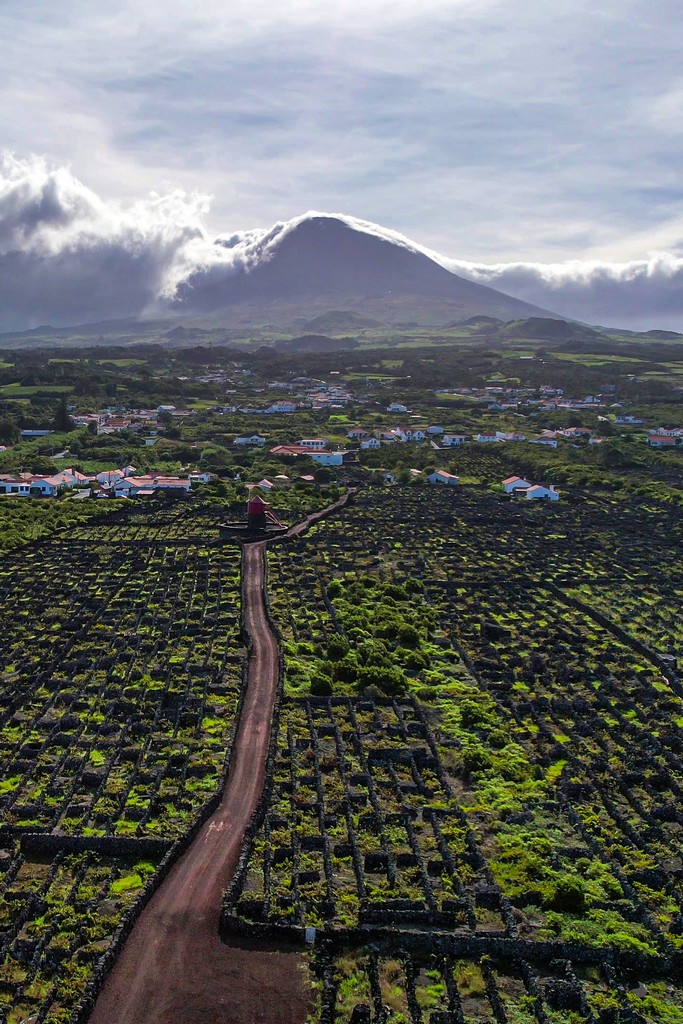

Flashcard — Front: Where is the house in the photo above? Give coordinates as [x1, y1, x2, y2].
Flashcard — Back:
[0, 478, 32, 496]
[29, 477, 61, 497]
[265, 402, 297, 413]
[387, 403, 409, 413]
[188, 472, 215, 484]
[360, 438, 381, 449]
[96, 470, 125, 487]
[98, 417, 134, 435]
[615, 415, 645, 425]
[558, 427, 593, 438]
[270, 445, 311, 457]
[112, 475, 191, 496]
[297, 438, 330, 450]
[153, 477, 192, 492]
[530, 436, 558, 448]
[249, 478, 274, 492]
[20, 429, 53, 439]
[502, 476, 533, 494]
[525, 485, 559, 501]
[427, 425, 444, 435]
[112, 476, 153, 496]
[648, 435, 679, 448]
[310, 451, 345, 467]
[0, 475, 61, 497]
[234, 435, 267, 447]
[347, 428, 369, 439]
[427, 470, 459, 485]
[496, 431, 526, 442]
[442, 434, 468, 447]
[474, 433, 501, 443]
[392, 427, 426, 442]
[53, 467, 92, 487]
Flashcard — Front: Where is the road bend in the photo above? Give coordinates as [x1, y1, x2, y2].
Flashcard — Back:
[89, 541, 293, 1024]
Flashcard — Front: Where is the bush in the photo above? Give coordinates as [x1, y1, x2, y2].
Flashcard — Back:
[327, 635, 351, 660]
[546, 875, 587, 913]
[359, 664, 408, 695]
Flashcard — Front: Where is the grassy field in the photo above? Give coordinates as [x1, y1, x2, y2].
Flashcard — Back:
[0, 382, 73, 396]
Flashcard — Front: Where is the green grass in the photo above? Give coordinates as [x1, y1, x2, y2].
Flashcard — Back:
[551, 352, 648, 366]
[110, 873, 144, 894]
[0, 383, 72, 396]
[96, 358, 148, 366]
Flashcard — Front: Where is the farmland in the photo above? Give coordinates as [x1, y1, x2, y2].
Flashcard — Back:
[224, 488, 683, 1022]
[0, 483, 682, 1022]
[0, 498, 245, 1022]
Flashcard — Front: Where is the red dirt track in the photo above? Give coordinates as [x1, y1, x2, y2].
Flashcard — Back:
[89, 541, 311, 1024]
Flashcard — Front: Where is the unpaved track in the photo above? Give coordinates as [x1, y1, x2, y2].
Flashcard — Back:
[89, 542, 306, 1024]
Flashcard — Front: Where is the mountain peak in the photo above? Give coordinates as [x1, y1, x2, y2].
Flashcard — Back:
[175, 211, 556, 325]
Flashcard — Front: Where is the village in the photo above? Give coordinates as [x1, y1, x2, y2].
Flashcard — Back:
[1, 359, 682, 504]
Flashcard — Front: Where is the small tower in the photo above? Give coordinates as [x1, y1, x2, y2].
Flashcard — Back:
[246, 493, 269, 530]
[219, 491, 286, 541]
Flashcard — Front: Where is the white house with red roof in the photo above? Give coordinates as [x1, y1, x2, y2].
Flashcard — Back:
[648, 434, 680, 448]
[525, 484, 559, 501]
[502, 476, 533, 494]
[427, 470, 459, 485]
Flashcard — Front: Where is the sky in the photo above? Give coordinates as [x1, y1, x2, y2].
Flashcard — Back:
[2, 0, 683, 331]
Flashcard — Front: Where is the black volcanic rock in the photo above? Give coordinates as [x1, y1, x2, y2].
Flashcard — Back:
[172, 215, 556, 325]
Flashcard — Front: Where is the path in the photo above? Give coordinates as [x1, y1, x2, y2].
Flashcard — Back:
[89, 541, 310, 1024]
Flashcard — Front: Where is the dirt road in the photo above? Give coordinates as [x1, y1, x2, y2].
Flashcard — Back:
[89, 542, 311, 1024]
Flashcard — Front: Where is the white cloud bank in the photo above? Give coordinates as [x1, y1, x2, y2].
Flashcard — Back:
[2, 154, 683, 333]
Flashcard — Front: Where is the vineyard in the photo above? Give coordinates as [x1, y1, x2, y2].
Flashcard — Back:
[1, 484, 683, 1022]
[224, 488, 683, 1022]
[0, 499, 245, 1022]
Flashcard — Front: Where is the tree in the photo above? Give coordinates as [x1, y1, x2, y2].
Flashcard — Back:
[0, 418, 19, 445]
[53, 396, 74, 433]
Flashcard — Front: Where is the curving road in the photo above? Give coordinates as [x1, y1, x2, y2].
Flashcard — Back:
[89, 542, 306, 1024]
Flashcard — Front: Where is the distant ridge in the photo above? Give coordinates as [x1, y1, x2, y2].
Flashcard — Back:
[495, 317, 608, 342]
[301, 310, 383, 333]
[443, 315, 504, 330]
[644, 329, 683, 340]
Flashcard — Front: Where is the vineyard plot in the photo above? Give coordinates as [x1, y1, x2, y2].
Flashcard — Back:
[224, 697, 511, 935]
[231, 487, 683, 1023]
[0, 499, 245, 1021]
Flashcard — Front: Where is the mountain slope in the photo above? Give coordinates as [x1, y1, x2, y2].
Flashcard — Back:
[172, 215, 557, 326]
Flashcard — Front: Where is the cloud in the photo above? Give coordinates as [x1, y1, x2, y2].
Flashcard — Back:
[0, 153, 231, 329]
[447, 253, 683, 331]
[2, 154, 683, 333]
[3, 0, 683, 269]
